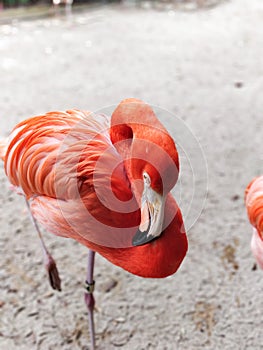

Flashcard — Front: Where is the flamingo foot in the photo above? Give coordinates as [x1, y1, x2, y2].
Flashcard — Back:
[44, 252, 61, 291]
[25, 199, 61, 291]
[84, 250, 96, 349]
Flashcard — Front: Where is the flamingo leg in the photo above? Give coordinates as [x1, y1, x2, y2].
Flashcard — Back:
[84, 249, 96, 350]
[65, 2, 72, 17]
[25, 199, 61, 291]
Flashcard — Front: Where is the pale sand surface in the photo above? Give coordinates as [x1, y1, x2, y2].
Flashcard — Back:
[0, 0, 263, 349]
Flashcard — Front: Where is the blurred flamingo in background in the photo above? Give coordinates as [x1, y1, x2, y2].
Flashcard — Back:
[53, 0, 73, 16]
[0, 98, 187, 349]
[245, 175, 263, 269]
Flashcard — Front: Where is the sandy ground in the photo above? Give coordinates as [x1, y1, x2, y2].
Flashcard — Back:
[0, 0, 263, 349]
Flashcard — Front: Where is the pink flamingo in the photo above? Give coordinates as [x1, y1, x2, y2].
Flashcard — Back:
[0, 98, 188, 348]
[245, 175, 263, 269]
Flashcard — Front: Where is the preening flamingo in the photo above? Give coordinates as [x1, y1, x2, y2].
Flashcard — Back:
[0, 98, 188, 348]
[245, 175, 263, 269]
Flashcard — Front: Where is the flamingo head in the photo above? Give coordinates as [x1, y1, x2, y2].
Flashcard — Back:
[110, 98, 179, 246]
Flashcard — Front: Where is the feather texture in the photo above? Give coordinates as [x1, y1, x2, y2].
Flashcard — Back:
[2, 102, 187, 278]
[245, 176, 263, 268]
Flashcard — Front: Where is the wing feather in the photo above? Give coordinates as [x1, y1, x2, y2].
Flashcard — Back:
[4, 109, 139, 247]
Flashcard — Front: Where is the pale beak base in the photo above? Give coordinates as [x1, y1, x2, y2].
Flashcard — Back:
[132, 172, 165, 246]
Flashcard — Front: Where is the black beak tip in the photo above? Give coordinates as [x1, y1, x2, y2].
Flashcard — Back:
[132, 229, 156, 246]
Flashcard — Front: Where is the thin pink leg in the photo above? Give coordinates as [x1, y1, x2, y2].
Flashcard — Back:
[84, 249, 96, 350]
[25, 199, 61, 291]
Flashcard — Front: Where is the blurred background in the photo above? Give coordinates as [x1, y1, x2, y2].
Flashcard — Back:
[0, 0, 223, 11]
[0, 0, 226, 21]
[0, 0, 262, 349]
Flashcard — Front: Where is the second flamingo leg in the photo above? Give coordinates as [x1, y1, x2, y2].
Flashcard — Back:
[25, 199, 61, 291]
[84, 249, 96, 350]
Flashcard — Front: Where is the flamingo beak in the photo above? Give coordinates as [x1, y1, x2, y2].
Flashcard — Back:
[132, 173, 165, 246]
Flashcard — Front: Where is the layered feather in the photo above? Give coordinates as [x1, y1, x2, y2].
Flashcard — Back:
[245, 176, 263, 268]
[2, 105, 187, 278]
